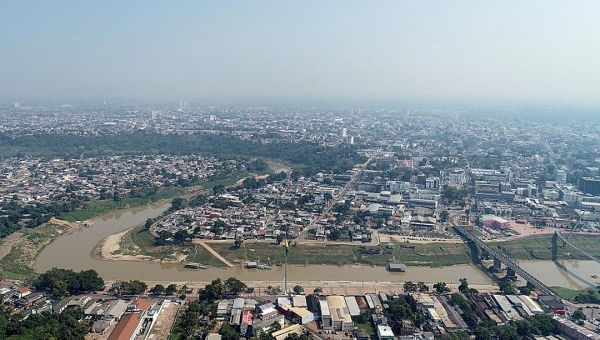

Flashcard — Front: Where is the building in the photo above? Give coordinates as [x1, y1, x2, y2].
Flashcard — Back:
[327, 296, 354, 332]
[448, 170, 466, 185]
[555, 317, 600, 340]
[377, 325, 395, 340]
[425, 177, 440, 189]
[272, 324, 304, 340]
[319, 299, 331, 328]
[579, 177, 600, 196]
[290, 307, 315, 324]
[555, 169, 567, 184]
[479, 215, 510, 229]
[107, 312, 144, 340]
[388, 263, 407, 272]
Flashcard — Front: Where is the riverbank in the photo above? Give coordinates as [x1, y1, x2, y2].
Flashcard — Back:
[0, 187, 189, 279]
[0, 220, 79, 279]
[94, 226, 188, 264]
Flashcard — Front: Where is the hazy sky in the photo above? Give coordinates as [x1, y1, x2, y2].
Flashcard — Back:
[1, 1, 600, 102]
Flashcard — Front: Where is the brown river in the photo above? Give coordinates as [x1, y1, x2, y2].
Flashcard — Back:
[34, 203, 600, 288]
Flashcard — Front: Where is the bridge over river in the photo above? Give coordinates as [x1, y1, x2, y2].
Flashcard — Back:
[453, 225, 555, 296]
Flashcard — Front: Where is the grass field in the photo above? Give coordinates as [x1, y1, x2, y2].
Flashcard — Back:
[199, 171, 249, 190]
[124, 226, 226, 267]
[186, 245, 230, 267]
[354, 321, 376, 339]
[122, 225, 182, 261]
[207, 240, 471, 267]
[489, 234, 600, 261]
[550, 286, 582, 301]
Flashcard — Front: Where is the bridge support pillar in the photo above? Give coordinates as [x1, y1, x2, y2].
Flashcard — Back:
[506, 268, 517, 281]
[493, 257, 502, 271]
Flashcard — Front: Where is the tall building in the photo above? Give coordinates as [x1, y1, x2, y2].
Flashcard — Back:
[579, 177, 600, 196]
[555, 169, 567, 184]
[341, 127, 347, 137]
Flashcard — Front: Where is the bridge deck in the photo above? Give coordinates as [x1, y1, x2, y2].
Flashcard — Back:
[453, 225, 554, 296]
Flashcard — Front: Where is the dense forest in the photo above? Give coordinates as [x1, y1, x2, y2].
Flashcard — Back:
[35, 268, 105, 296]
[0, 307, 91, 340]
[0, 131, 365, 176]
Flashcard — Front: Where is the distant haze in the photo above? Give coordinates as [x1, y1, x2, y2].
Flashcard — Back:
[2, 1, 600, 103]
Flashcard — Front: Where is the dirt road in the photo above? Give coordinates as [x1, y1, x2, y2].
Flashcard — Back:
[192, 240, 234, 267]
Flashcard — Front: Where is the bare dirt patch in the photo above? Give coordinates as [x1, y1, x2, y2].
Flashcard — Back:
[95, 229, 187, 263]
[49, 217, 83, 230]
[95, 230, 155, 262]
[149, 301, 181, 340]
[505, 219, 563, 237]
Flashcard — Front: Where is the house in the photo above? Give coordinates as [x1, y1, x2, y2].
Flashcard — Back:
[272, 324, 304, 340]
[354, 328, 370, 340]
[377, 325, 395, 340]
[107, 312, 144, 340]
[16, 287, 31, 298]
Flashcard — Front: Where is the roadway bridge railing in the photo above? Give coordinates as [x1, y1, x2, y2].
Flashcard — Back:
[453, 225, 554, 296]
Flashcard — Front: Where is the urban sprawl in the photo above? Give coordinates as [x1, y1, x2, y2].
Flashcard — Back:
[1, 101, 600, 340]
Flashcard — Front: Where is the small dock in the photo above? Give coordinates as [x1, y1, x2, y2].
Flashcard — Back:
[184, 262, 208, 269]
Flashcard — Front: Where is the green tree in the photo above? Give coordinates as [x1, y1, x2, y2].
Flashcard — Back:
[286, 333, 309, 340]
[219, 322, 240, 340]
[572, 308, 586, 321]
[200, 278, 226, 302]
[153, 284, 166, 295]
[234, 238, 243, 249]
[225, 277, 247, 295]
[313, 287, 323, 294]
[213, 184, 226, 195]
[329, 228, 342, 241]
[404, 281, 417, 293]
[293, 285, 304, 294]
[434, 282, 450, 294]
[519, 286, 532, 296]
[499, 281, 517, 295]
[77, 269, 105, 292]
[144, 218, 153, 230]
[166, 283, 178, 295]
[440, 210, 450, 223]
[458, 278, 469, 294]
[52, 280, 68, 297]
[170, 197, 186, 211]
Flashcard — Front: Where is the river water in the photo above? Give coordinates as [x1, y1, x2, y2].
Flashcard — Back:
[34, 203, 599, 288]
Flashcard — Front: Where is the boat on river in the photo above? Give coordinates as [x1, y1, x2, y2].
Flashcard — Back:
[184, 262, 208, 269]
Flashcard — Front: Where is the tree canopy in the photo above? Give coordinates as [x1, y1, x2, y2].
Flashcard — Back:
[35, 268, 104, 295]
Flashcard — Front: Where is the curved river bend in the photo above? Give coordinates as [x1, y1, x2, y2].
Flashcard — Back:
[35, 203, 598, 288]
